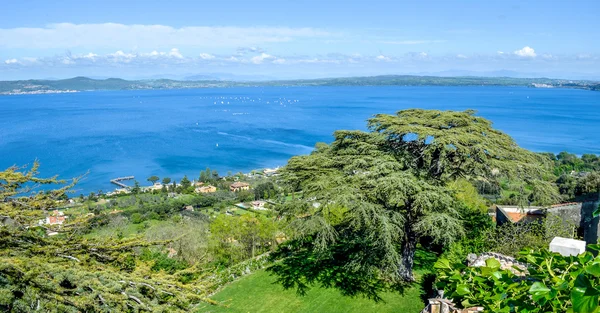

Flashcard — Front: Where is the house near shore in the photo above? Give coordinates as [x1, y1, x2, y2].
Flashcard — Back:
[230, 182, 250, 192]
[196, 185, 217, 193]
[263, 167, 280, 177]
[41, 215, 66, 226]
[492, 193, 600, 244]
[38, 210, 67, 226]
[494, 203, 582, 226]
[145, 182, 164, 192]
[251, 200, 267, 210]
[106, 188, 130, 196]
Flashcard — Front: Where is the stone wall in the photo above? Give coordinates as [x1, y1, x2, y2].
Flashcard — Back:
[580, 193, 600, 244]
[539, 196, 600, 245]
[467, 252, 528, 276]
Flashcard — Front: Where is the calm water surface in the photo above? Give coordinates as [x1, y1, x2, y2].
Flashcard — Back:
[0, 86, 598, 193]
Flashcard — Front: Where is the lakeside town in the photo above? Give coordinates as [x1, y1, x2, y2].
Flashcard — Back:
[2, 1, 600, 312]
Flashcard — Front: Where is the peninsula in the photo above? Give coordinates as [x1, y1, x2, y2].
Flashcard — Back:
[1, 75, 598, 95]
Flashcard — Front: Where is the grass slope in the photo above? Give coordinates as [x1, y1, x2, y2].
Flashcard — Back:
[200, 270, 424, 313]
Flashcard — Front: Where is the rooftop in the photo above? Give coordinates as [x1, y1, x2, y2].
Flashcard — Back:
[496, 206, 545, 223]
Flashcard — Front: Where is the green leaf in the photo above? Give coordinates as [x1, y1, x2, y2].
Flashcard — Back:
[580, 253, 594, 265]
[593, 204, 600, 218]
[586, 262, 600, 277]
[588, 245, 600, 253]
[434, 258, 453, 270]
[456, 284, 471, 296]
[529, 282, 551, 301]
[485, 257, 501, 270]
[571, 274, 600, 313]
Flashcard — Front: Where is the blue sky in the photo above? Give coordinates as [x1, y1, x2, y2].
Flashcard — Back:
[1, 0, 599, 80]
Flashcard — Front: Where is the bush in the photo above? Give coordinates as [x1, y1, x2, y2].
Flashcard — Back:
[484, 215, 576, 257]
[146, 211, 160, 220]
[130, 213, 144, 224]
[435, 245, 600, 313]
[140, 249, 188, 274]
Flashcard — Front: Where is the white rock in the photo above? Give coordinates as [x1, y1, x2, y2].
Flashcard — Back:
[549, 237, 586, 257]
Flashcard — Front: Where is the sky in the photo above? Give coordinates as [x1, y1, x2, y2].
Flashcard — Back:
[0, 0, 599, 80]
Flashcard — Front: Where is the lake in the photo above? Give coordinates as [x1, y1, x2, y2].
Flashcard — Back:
[0, 86, 598, 194]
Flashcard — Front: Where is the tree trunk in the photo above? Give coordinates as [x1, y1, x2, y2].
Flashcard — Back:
[399, 231, 417, 282]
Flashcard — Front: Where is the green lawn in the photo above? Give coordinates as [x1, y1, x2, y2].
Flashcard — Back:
[84, 219, 165, 239]
[199, 270, 425, 313]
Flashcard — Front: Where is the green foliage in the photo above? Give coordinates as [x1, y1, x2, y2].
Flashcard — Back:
[130, 212, 144, 224]
[210, 214, 278, 265]
[435, 246, 600, 312]
[367, 109, 553, 181]
[181, 175, 192, 189]
[484, 215, 576, 257]
[270, 109, 558, 300]
[577, 172, 600, 195]
[254, 181, 277, 200]
[131, 180, 141, 194]
[236, 190, 255, 202]
[441, 208, 495, 264]
[552, 151, 600, 175]
[147, 175, 160, 184]
[447, 179, 488, 212]
[162, 177, 171, 185]
[0, 163, 217, 311]
[141, 249, 188, 274]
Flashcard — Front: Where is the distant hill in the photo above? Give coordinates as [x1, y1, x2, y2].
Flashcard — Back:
[1, 75, 598, 95]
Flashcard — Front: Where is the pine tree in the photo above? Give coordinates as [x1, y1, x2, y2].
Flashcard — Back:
[0, 162, 217, 311]
[269, 109, 559, 300]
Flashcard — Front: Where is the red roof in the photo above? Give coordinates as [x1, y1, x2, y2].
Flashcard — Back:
[47, 216, 66, 225]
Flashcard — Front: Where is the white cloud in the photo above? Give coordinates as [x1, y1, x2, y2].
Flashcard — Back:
[376, 55, 392, 61]
[296, 58, 340, 64]
[456, 54, 468, 59]
[141, 49, 183, 59]
[79, 53, 98, 60]
[61, 57, 75, 65]
[224, 56, 240, 62]
[514, 46, 536, 58]
[250, 53, 276, 64]
[109, 50, 136, 59]
[236, 47, 264, 55]
[168, 48, 183, 59]
[21, 57, 38, 63]
[577, 54, 591, 60]
[541, 53, 556, 60]
[199, 53, 215, 60]
[4, 58, 18, 64]
[0, 23, 332, 50]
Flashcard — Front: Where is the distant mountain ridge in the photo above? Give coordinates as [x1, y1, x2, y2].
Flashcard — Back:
[1, 75, 598, 94]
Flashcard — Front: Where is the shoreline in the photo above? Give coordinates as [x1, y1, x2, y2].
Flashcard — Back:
[0, 89, 79, 96]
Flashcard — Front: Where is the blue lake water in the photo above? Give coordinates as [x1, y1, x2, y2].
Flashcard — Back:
[0, 86, 599, 194]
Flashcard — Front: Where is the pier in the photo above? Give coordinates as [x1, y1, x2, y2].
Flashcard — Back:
[110, 176, 134, 189]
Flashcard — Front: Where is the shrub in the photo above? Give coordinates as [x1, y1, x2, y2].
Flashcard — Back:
[130, 212, 144, 224]
[435, 245, 600, 313]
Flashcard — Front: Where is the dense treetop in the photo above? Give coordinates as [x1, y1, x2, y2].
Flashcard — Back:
[270, 109, 561, 300]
